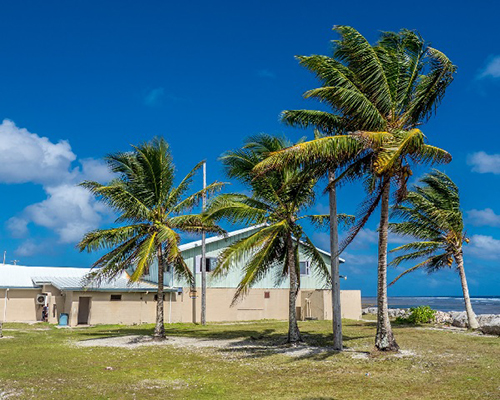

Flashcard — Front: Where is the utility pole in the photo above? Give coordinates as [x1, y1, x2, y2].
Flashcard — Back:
[329, 169, 343, 351]
[201, 161, 207, 325]
[191, 254, 197, 324]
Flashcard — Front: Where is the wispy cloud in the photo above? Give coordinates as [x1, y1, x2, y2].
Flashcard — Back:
[256, 69, 276, 79]
[467, 151, 500, 174]
[467, 234, 500, 260]
[144, 87, 165, 106]
[14, 239, 51, 257]
[1, 119, 113, 245]
[478, 55, 500, 79]
[467, 208, 500, 227]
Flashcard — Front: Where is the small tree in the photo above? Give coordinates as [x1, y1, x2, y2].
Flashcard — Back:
[78, 137, 223, 339]
[389, 170, 479, 329]
[206, 134, 352, 343]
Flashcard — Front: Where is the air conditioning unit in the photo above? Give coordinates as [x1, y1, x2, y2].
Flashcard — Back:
[36, 294, 47, 305]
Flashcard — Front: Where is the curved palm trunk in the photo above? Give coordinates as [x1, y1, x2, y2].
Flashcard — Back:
[375, 182, 399, 351]
[328, 170, 342, 351]
[454, 251, 479, 329]
[153, 245, 166, 340]
[287, 233, 302, 343]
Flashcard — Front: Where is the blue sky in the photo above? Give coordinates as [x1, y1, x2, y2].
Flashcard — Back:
[0, 0, 499, 296]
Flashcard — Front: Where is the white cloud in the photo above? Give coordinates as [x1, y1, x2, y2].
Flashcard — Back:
[5, 216, 29, 238]
[341, 251, 377, 267]
[0, 119, 76, 184]
[478, 55, 500, 79]
[467, 234, 500, 260]
[79, 158, 115, 182]
[14, 239, 49, 257]
[467, 208, 500, 227]
[467, 151, 500, 174]
[24, 185, 110, 243]
[316, 227, 410, 253]
[1, 120, 113, 244]
[144, 87, 165, 106]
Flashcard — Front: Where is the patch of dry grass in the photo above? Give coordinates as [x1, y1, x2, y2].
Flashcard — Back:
[0, 320, 498, 399]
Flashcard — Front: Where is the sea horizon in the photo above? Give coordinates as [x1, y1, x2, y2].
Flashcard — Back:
[362, 295, 500, 314]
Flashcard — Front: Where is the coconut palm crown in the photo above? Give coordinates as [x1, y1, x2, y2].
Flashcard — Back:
[254, 26, 456, 351]
[205, 134, 353, 343]
[78, 137, 224, 339]
[389, 170, 479, 329]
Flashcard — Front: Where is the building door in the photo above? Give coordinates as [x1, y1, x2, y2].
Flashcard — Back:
[77, 297, 91, 325]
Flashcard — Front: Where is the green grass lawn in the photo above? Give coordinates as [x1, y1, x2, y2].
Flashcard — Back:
[0, 319, 498, 399]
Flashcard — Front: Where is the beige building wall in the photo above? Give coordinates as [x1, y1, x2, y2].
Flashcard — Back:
[0, 289, 43, 322]
[176, 288, 361, 323]
[1, 287, 361, 326]
[67, 292, 161, 326]
[321, 290, 362, 320]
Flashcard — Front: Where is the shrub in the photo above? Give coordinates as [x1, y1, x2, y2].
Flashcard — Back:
[396, 306, 436, 324]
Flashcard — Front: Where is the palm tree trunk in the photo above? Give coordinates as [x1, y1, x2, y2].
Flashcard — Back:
[375, 181, 399, 351]
[454, 251, 479, 329]
[328, 170, 342, 351]
[153, 245, 166, 340]
[287, 233, 302, 344]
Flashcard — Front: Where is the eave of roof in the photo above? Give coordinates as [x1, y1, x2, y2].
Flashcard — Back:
[179, 224, 345, 263]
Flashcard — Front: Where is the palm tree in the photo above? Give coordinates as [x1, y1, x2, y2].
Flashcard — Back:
[255, 26, 456, 350]
[205, 134, 352, 343]
[78, 137, 223, 340]
[389, 170, 479, 329]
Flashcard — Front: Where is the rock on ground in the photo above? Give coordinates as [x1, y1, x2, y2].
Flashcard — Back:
[479, 317, 500, 335]
[450, 311, 468, 328]
[434, 311, 453, 324]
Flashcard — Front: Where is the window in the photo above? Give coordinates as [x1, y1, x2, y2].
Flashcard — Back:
[264, 291, 270, 299]
[110, 294, 122, 301]
[196, 256, 218, 273]
[300, 261, 311, 276]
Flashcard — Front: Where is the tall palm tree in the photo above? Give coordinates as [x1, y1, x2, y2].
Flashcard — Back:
[205, 134, 352, 343]
[255, 25, 456, 351]
[389, 170, 479, 329]
[257, 129, 451, 349]
[78, 137, 223, 340]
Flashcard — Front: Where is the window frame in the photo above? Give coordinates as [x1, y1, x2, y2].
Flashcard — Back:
[195, 255, 218, 273]
[299, 260, 311, 276]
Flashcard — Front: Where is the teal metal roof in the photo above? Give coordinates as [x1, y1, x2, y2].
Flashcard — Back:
[0, 264, 177, 292]
[31, 275, 167, 292]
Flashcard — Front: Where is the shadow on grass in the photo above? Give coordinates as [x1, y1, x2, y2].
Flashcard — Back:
[70, 320, 374, 360]
[76, 325, 370, 346]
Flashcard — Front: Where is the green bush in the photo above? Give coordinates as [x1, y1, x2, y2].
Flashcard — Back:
[397, 306, 436, 324]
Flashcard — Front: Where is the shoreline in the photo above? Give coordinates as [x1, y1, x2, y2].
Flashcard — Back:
[361, 306, 500, 335]
[361, 295, 500, 314]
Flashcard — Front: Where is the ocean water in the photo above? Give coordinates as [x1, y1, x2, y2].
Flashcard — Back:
[361, 296, 500, 315]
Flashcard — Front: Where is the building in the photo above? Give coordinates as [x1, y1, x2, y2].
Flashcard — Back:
[0, 227, 361, 326]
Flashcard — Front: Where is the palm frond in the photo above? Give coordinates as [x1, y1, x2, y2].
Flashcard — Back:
[280, 109, 346, 135]
[213, 222, 286, 279]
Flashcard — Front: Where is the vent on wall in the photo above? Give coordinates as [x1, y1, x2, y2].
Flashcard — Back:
[36, 294, 47, 305]
[264, 291, 270, 299]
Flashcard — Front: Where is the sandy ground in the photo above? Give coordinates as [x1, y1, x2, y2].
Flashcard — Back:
[72, 334, 418, 359]
[73, 334, 333, 357]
